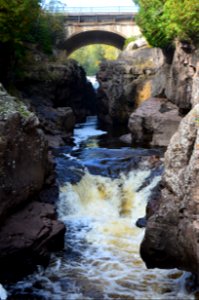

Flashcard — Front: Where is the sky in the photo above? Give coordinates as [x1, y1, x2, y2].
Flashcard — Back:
[63, 0, 135, 7]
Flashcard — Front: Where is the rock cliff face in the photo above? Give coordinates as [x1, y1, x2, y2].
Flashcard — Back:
[96, 47, 166, 124]
[141, 104, 199, 276]
[139, 43, 199, 277]
[165, 42, 199, 112]
[97, 42, 199, 147]
[0, 84, 65, 281]
[18, 59, 96, 147]
[98, 41, 199, 277]
[0, 84, 47, 221]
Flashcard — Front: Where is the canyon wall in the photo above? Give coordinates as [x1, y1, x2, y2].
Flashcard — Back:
[0, 84, 65, 281]
[140, 45, 199, 277]
[97, 42, 199, 148]
[97, 41, 199, 277]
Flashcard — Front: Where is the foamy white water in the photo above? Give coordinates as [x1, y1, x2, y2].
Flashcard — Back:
[0, 284, 7, 300]
[87, 76, 99, 90]
[57, 168, 194, 300]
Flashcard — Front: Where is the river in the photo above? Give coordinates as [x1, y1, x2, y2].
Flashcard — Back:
[5, 114, 195, 300]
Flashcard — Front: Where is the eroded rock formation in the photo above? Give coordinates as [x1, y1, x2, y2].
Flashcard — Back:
[97, 47, 166, 124]
[165, 42, 199, 112]
[0, 84, 47, 221]
[18, 59, 96, 146]
[0, 84, 65, 281]
[141, 104, 199, 276]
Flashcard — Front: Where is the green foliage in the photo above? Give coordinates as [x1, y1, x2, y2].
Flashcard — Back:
[0, 0, 65, 82]
[124, 36, 137, 47]
[135, 0, 199, 47]
[0, 0, 41, 44]
[70, 45, 120, 76]
[0, 0, 65, 54]
[29, 13, 65, 54]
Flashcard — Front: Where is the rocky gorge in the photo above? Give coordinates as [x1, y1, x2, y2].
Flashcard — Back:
[97, 40, 199, 280]
[0, 35, 199, 296]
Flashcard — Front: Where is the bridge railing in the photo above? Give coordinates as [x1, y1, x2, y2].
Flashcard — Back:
[44, 6, 138, 14]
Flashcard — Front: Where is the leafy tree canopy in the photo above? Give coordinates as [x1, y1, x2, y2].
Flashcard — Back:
[135, 0, 199, 47]
[0, 0, 41, 44]
[0, 0, 65, 53]
[0, 0, 66, 84]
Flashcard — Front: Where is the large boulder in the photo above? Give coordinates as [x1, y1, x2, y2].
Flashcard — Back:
[140, 104, 199, 276]
[128, 97, 182, 147]
[97, 47, 167, 124]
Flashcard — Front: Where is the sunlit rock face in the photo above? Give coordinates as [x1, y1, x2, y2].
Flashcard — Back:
[165, 42, 199, 112]
[141, 104, 199, 276]
[96, 47, 166, 124]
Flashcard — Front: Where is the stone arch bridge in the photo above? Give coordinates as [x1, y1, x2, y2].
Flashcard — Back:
[56, 6, 140, 55]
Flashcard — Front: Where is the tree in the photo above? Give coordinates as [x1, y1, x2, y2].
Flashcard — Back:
[43, 0, 67, 13]
[0, 0, 41, 44]
[135, 0, 199, 47]
[163, 0, 199, 44]
[0, 0, 65, 84]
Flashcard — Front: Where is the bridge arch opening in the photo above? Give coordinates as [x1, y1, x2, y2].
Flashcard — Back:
[60, 30, 125, 56]
[69, 44, 120, 76]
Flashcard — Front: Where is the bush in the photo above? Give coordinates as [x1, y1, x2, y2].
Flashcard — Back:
[124, 36, 137, 48]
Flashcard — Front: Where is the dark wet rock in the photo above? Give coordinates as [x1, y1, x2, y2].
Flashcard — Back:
[136, 217, 147, 228]
[140, 105, 199, 276]
[18, 59, 96, 146]
[0, 84, 65, 282]
[128, 98, 182, 147]
[0, 84, 48, 222]
[32, 104, 75, 148]
[58, 147, 165, 180]
[0, 201, 65, 282]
